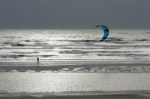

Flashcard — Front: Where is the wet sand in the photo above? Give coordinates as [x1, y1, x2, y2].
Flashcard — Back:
[0, 73, 150, 95]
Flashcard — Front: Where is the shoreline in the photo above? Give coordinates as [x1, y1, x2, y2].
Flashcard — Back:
[0, 94, 149, 99]
[0, 63, 150, 73]
[0, 90, 150, 99]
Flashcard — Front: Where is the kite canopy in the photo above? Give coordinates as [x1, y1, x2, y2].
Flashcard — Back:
[96, 25, 109, 41]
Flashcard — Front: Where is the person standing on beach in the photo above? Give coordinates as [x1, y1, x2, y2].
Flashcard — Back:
[37, 57, 40, 65]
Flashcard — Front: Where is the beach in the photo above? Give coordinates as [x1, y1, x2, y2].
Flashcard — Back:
[0, 29, 150, 98]
[0, 73, 150, 96]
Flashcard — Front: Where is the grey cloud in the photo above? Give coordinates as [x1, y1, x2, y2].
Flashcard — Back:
[0, 0, 150, 29]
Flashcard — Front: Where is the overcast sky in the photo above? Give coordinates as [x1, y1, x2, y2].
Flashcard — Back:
[0, 0, 150, 29]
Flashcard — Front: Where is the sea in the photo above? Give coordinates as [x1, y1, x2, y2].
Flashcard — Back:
[0, 29, 150, 96]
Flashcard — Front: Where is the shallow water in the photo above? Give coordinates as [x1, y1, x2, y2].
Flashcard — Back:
[0, 29, 150, 72]
[1, 29, 150, 62]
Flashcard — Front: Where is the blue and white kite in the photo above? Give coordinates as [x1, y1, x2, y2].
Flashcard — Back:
[96, 25, 110, 41]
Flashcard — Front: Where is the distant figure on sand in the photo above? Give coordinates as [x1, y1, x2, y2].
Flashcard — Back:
[37, 57, 40, 64]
